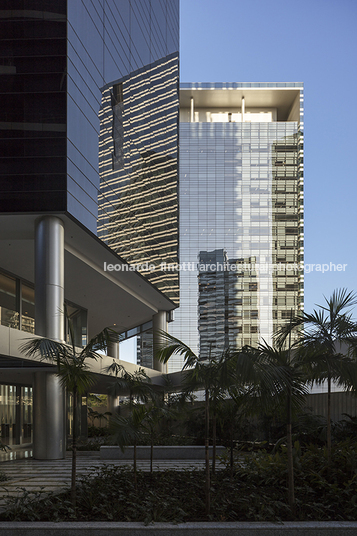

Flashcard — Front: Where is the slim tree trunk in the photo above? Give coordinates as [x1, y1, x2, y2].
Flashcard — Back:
[133, 440, 137, 489]
[286, 309, 295, 515]
[287, 386, 295, 516]
[71, 387, 77, 508]
[212, 414, 216, 475]
[230, 433, 234, 477]
[327, 374, 332, 463]
[150, 434, 153, 473]
[205, 387, 210, 516]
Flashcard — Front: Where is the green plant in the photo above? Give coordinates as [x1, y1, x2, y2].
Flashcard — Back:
[20, 319, 119, 508]
[155, 333, 236, 515]
[2, 443, 357, 523]
[277, 288, 357, 462]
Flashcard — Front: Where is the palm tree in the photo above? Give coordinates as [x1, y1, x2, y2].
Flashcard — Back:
[106, 361, 153, 406]
[243, 340, 309, 514]
[141, 393, 177, 473]
[156, 333, 240, 515]
[110, 405, 146, 487]
[106, 361, 154, 478]
[156, 330, 312, 514]
[277, 288, 357, 462]
[20, 322, 119, 507]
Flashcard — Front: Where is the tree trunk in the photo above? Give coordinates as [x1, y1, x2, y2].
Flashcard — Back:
[287, 386, 295, 516]
[133, 440, 137, 489]
[71, 387, 77, 508]
[205, 388, 210, 516]
[150, 435, 153, 473]
[212, 414, 216, 475]
[286, 309, 295, 516]
[230, 433, 234, 477]
[327, 374, 332, 463]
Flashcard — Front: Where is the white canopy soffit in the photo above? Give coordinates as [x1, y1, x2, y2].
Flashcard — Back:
[0, 214, 176, 339]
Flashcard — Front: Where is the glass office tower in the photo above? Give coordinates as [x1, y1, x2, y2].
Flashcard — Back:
[97, 53, 179, 303]
[0, 0, 179, 239]
[168, 83, 304, 371]
[0, 0, 179, 449]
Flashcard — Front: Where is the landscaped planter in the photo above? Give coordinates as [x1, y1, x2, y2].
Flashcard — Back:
[100, 445, 226, 460]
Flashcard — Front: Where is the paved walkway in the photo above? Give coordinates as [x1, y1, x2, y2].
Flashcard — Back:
[0, 452, 214, 509]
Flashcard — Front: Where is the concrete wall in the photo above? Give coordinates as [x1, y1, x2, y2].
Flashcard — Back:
[306, 391, 357, 422]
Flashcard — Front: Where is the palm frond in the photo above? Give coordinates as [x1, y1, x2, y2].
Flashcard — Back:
[154, 331, 199, 368]
[20, 337, 71, 363]
[85, 327, 121, 355]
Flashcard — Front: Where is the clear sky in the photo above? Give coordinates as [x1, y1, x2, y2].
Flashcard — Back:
[180, 0, 357, 314]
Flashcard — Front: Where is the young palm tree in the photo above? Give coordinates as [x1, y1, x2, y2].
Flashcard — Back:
[106, 361, 153, 406]
[110, 405, 146, 487]
[142, 393, 177, 473]
[277, 288, 357, 462]
[155, 332, 234, 515]
[244, 340, 309, 514]
[106, 361, 154, 479]
[156, 331, 308, 515]
[20, 322, 119, 507]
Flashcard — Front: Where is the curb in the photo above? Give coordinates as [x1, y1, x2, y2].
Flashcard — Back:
[0, 522, 357, 536]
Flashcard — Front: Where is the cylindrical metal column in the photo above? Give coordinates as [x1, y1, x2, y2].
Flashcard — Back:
[33, 372, 66, 459]
[35, 216, 64, 340]
[34, 216, 66, 459]
[107, 340, 119, 360]
[107, 395, 120, 416]
[153, 311, 167, 373]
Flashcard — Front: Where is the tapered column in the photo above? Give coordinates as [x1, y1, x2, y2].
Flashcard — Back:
[153, 311, 167, 373]
[33, 216, 66, 459]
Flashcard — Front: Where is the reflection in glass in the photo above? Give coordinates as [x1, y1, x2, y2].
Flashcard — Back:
[0, 272, 18, 329]
[98, 53, 179, 303]
[22, 283, 35, 334]
[168, 84, 304, 371]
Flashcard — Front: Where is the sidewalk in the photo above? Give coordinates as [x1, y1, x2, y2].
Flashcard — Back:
[0, 452, 210, 508]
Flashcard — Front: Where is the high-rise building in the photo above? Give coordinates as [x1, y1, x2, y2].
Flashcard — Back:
[97, 53, 179, 303]
[198, 250, 258, 359]
[0, 0, 179, 458]
[168, 83, 304, 371]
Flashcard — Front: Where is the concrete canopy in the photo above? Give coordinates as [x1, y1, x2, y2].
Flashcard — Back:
[0, 213, 176, 340]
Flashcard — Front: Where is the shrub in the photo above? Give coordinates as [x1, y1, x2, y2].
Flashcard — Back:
[1, 442, 357, 522]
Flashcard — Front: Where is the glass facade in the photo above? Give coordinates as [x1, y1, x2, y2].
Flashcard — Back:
[68, 0, 180, 236]
[0, 269, 87, 344]
[97, 53, 179, 302]
[168, 83, 304, 371]
[0, 385, 33, 447]
[198, 250, 259, 359]
[0, 1, 67, 214]
[0, 0, 179, 236]
[0, 271, 34, 333]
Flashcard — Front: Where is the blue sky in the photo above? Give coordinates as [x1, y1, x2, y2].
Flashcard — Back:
[180, 0, 357, 314]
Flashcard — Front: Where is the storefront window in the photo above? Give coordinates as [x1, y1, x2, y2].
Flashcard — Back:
[0, 384, 32, 447]
[0, 272, 19, 329]
[22, 283, 35, 334]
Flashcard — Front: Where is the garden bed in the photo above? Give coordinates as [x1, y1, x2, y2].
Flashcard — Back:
[1, 443, 357, 523]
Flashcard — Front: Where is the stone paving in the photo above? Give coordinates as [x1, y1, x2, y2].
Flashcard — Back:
[0, 452, 213, 509]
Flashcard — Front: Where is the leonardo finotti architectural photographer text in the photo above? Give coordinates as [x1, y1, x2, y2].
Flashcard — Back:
[104, 261, 347, 274]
